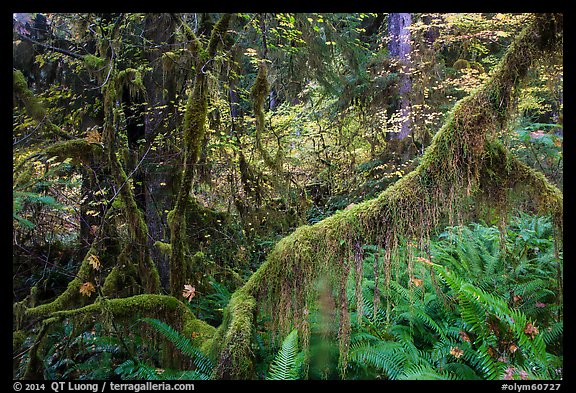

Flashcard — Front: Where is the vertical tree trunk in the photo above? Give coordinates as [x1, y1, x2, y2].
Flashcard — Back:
[168, 14, 232, 297]
[387, 13, 412, 141]
[143, 13, 178, 290]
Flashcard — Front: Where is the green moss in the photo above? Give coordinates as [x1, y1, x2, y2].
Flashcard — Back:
[48, 294, 214, 344]
[83, 54, 105, 70]
[25, 245, 97, 320]
[211, 290, 256, 379]
[44, 139, 103, 165]
[453, 59, 470, 70]
[116, 68, 145, 98]
[154, 241, 172, 256]
[13, 330, 27, 351]
[13, 70, 46, 121]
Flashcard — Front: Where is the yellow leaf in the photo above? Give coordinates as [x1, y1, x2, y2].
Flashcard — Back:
[416, 256, 434, 266]
[79, 282, 96, 297]
[88, 254, 101, 270]
[85, 129, 102, 144]
[450, 346, 464, 359]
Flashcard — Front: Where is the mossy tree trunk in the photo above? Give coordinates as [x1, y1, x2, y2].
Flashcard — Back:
[142, 13, 180, 290]
[209, 13, 563, 379]
[168, 13, 232, 297]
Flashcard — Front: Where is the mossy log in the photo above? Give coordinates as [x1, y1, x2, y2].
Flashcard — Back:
[209, 13, 563, 379]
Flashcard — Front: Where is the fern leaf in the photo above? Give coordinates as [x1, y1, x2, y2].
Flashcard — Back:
[140, 318, 214, 377]
[266, 329, 300, 380]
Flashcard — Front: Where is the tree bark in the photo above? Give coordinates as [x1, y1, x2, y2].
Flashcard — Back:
[387, 13, 413, 141]
[143, 13, 179, 290]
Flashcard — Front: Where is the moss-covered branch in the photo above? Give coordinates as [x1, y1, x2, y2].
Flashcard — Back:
[13, 69, 74, 140]
[50, 294, 215, 344]
[22, 294, 215, 379]
[23, 244, 100, 320]
[44, 139, 103, 164]
[210, 13, 563, 379]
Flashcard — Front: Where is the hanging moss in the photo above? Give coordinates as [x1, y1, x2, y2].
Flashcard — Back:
[169, 14, 232, 297]
[101, 69, 161, 295]
[209, 13, 563, 379]
[250, 60, 285, 190]
[116, 67, 146, 99]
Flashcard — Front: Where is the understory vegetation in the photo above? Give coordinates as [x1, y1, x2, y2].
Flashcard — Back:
[13, 12, 562, 381]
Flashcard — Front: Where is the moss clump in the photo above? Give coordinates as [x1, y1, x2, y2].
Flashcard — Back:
[83, 54, 105, 70]
[154, 241, 172, 256]
[453, 59, 470, 70]
[116, 67, 145, 98]
[13, 330, 27, 351]
[13, 69, 46, 121]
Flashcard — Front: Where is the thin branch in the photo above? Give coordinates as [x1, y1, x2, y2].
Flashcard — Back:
[16, 33, 84, 60]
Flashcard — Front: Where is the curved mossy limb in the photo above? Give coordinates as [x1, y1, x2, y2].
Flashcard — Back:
[13, 69, 73, 140]
[23, 245, 99, 321]
[13, 69, 46, 121]
[210, 290, 256, 379]
[212, 13, 563, 379]
[44, 139, 103, 165]
[48, 294, 215, 346]
[19, 295, 215, 379]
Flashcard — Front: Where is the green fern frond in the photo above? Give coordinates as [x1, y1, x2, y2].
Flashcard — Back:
[115, 359, 164, 380]
[399, 362, 457, 380]
[541, 321, 563, 346]
[443, 362, 482, 380]
[266, 329, 300, 380]
[140, 318, 214, 377]
[462, 343, 503, 380]
[348, 340, 407, 379]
